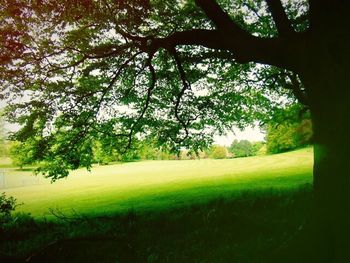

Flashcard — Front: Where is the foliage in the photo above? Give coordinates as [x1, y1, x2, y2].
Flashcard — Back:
[92, 138, 178, 164]
[0, 193, 24, 237]
[229, 139, 253, 157]
[138, 140, 161, 160]
[136, 139, 177, 160]
[0, 113, 8, 157]
[228, 140, 265, 158]
[266, 123, 299, 153]
[0, 0, 310, 180]
[209, 145, 228, 159]
[0, 141, 10, 158]
[92, 141, 119, 165]
[252, 141, 266, 155]
[295, 119, 313, 145]
[0, 193, 18, 217]
[9, 141, 37, 169]
[266, 106, 312, 154]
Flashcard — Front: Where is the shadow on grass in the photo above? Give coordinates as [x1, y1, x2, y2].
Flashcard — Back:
[0, 185, 312, 263]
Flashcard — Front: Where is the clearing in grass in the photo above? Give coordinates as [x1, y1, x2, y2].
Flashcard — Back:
[2, 147, 313, 218]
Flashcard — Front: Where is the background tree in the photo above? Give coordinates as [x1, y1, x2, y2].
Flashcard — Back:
[9, 140, 37, 169]
[92, 140, 120, 165]
[229, 139, 253, 157]
[0, 112, 9, 157]
[266, 105, 312, 153]
[266, 123, 299, 153]
[209, 145, 228, 159]
[252, 141, 266, 156]
[1, 0, 350, 260]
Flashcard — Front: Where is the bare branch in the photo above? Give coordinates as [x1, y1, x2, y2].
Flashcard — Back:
[265, 0, 295, 36]
[170, 48, 191, 143]
[60, 51, 143, 155]
[124, 56, 157, 151]
[48, 43, 134, 73]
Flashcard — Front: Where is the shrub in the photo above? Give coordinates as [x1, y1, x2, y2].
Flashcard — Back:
[0, 193, 23, 234]
[0, 192, 18, 217]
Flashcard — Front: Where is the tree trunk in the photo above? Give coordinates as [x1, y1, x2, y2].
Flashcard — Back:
[274, 55, 350, 261]
[308, 94, 350, 262]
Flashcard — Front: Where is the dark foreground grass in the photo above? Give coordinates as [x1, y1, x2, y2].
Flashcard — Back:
[1, 186, 312, 263]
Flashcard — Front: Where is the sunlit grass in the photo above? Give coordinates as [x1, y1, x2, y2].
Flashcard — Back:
[3, 147, 313, 218]
[0, 157, 12, 168]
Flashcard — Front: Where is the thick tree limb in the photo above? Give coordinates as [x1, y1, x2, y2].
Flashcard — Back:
[144, 29, 294, 69]
[195, 0, 250, 37]
[265, 0, 294, 36]
[117, 2, 294, 68]
[187, 0, 295, 69]
[118, 0, 302, 70]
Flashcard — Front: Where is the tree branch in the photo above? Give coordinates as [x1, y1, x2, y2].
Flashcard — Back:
[195, 0, 250, 37]
[124, 56, 157, 150]
[117, 0, 295, 68]
[265, 0, 294, 36]
[142, 29, 293, 69]
[181, 51, 235, 63]
[286, 73, 309, 106]
[171, 48, 190, 143]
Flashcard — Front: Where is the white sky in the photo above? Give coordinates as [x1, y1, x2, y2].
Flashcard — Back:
[214, 125, 265, 146]
[1, 98, 265, 145]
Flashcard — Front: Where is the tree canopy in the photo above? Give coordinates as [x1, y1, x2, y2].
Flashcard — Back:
[0, 0, 333, 180]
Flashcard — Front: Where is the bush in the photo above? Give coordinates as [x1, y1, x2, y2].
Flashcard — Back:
[1, 212, 36, 236]
[0, 192, 18, 217]
[0, 193, 36, 240]
[0, 193, 23, 234]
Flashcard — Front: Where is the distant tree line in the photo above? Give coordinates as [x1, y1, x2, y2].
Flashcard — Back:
[2, 106, 312, 168]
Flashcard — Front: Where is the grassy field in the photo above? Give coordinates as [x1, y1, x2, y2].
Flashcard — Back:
[3, 147, 313, 218]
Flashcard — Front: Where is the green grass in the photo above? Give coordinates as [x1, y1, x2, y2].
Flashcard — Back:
[0, 157, 13, 168]
[3, 147, 313, 218]
[1, 188, 313, 262]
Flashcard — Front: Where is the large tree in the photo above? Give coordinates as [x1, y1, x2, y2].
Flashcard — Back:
[1, 0, 349, 261]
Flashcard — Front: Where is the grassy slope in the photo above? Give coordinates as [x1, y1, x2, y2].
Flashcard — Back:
[4, 147, 313, 218]
[0, 157, 13, 168]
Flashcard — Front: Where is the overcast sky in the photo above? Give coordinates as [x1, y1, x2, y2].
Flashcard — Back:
[214, 126, 265, 146]
[1, 98, 265, 145]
